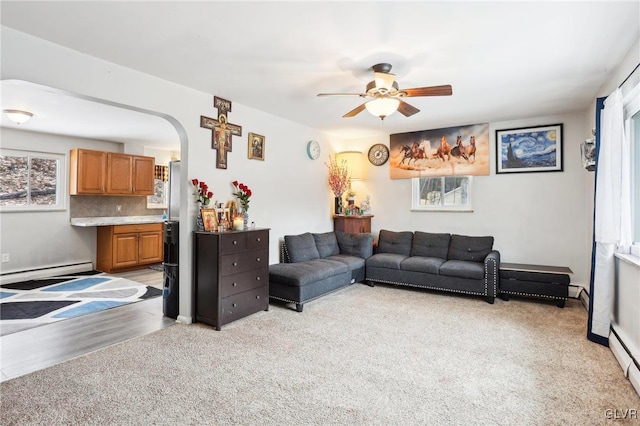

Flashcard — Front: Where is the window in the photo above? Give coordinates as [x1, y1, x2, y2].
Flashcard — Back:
[0, 150, 66, 211]
[624, 83, 640, 256]
[411, 176, 472, 211]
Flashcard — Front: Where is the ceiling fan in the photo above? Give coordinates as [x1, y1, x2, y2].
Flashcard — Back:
[317, 63, 452, 120]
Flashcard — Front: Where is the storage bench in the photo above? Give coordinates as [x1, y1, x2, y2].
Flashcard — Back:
[499, 263, 571, 308]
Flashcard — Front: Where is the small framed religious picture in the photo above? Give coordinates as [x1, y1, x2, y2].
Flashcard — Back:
[201, 208, 218, 232]
[248, 132, 265, 160]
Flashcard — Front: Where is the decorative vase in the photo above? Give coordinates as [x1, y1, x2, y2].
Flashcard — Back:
[196, 209, 205, 231]
[334, 196, 343, 215]
[243, 211, 249, 229]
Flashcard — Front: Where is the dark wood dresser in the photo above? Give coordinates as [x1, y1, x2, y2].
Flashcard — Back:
[194, 228, 269, 330]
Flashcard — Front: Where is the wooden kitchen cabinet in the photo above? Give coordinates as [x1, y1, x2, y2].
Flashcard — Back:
[96, 223, 163, 273]
[70, 149, 107, 194]
[70, 148, 155, 196]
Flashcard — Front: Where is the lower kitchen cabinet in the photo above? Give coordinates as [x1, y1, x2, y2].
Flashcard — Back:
[96, 223, 163, 273]
[194, 229, 270, 331]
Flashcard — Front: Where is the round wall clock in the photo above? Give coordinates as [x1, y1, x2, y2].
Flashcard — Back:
[307, 140, 321, 160]
[368, 143, 389, 166]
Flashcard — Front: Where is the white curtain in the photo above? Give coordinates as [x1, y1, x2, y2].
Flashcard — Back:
[591, 88, 632, 341]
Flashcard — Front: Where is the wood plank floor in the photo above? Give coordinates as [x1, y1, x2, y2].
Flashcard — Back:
[0, 267, 175, 382]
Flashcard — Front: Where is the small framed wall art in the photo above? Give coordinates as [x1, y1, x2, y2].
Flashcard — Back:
[248, 132, 265, 160]
[495, 124, 563, 174]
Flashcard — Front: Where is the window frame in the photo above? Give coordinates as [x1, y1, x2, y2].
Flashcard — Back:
[411, 176, 473, 212]
[0, 149, 67, 212]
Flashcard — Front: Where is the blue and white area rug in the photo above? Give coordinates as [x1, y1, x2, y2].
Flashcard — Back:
[0, 273, 162, 336]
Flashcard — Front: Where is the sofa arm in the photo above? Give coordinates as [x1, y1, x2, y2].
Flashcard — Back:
[484, 250, 500, 298]
[335, 231, 374, 259]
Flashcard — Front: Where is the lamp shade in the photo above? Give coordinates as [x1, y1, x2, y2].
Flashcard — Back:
[336, 151, 364, 180]
[365, 98, 399, 119]
[3, 109, 33, 125]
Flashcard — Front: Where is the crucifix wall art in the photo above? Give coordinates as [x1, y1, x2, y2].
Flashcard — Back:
[200, 96, 242, 169]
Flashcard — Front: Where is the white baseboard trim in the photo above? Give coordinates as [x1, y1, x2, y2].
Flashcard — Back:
[0, 261, 94, 285]
[177, 315, 192, 324]
[610, 326, 640, 398]
[629, 364, 640, 397]
[579, 288, 589, 310]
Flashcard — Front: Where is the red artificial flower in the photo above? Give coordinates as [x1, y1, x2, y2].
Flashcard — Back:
[192, 178, 198, 185]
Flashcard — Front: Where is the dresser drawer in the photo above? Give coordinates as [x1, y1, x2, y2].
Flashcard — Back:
[220, 249, 268, 276]
[246, 230, 269, 250]
[219, 268, 268, 298]
[220, 232, 247, 254]
[221, 286, 268, 325]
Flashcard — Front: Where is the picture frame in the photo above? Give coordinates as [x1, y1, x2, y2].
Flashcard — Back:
[495, 124, 563, 174]
[248, 132, 265, 160]
[200, 208, 218, 232]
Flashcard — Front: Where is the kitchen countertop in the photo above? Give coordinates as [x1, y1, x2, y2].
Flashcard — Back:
[70, 216, 166, 227]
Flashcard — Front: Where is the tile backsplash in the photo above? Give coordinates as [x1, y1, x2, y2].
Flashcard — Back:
[70, 195, 165, 218]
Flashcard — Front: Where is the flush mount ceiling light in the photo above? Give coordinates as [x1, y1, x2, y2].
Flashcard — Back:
[3, 109, 33, 125]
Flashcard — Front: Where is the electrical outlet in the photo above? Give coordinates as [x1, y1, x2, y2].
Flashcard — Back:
[1, 253, 9, 263]
[116, 205, 122, 213]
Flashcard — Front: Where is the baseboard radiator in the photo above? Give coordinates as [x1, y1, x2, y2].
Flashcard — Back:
[0, 261, 94, 286]
[610, 326, 640, 397]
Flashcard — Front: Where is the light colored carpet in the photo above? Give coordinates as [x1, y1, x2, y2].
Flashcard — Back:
[1, 284, 638, 425]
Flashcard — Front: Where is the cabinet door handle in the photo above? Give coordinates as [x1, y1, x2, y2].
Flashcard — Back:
[232, 282, 237, 287]
[256, 276, 261, 281]
[256, 257, 261, 262]
[232, 303, 237, 307]
[256, 295, 260, 300]
[256, 238, 261, 242]
[233, 240, 238, 245]
[232, 262, 237, 266]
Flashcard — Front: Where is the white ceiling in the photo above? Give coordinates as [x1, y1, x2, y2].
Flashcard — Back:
[1, 1, 639, 150]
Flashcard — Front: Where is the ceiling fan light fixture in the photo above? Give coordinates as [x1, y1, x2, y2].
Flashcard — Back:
[3, 109, 33, 125]
[365, 98, 400, 120]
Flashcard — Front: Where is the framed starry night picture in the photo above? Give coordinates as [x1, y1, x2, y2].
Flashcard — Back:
[495, 123, 563, 174]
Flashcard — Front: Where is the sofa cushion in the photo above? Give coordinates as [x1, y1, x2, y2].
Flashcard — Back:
[335, 231, 373, 259]
[377, 230, 413, 256]
[366, 253, 408, 270]
[285, 233, 320, 263]
[326, 254, 365, 271]
[439, 260, 485, 280]
[447, 235, 494, 262]
[269, 259, 349, 287]
[313, 232, 340, 258]
[400, 256, 445, 275]
[411, 232, 451, 259]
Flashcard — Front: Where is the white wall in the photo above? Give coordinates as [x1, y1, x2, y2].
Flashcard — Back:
[1, 26, 339, 321]
[342, 112, 591, 287]
[0, 128, 121, 274]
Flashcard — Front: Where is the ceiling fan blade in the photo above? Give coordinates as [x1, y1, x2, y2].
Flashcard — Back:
[402, 85, 453, 97]
[397, 100, 420, 117]
[317, 93, 366, 97]
[343, 103, 367, 118]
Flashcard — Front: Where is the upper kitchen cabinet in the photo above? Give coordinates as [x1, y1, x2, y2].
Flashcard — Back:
[70, 148, 155, 196]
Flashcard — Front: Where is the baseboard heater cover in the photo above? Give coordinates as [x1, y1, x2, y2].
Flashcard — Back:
[0, 261, 94, 285]
[610, 327, 640, 398]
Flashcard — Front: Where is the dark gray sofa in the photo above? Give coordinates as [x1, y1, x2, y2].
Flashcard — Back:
[366, 230, 500, 303]
[269, 231, 373, 312]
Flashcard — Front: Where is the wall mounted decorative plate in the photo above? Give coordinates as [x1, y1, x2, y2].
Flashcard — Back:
[368, 143, 389, 166]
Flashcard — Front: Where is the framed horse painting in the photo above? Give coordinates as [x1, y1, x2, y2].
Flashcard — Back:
[389, 123, 490, 179]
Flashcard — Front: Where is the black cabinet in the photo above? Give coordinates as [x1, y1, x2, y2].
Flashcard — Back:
[194, 229, 269, 330]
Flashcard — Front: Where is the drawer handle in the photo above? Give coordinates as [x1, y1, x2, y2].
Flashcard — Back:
[257, 238, 261, 242]
[232, 282, 237, 287]
[232, 262, 237, 266]
[232, 303, 237, 307]
[233, 240, 238, 245]
[256, 257, 261, 262]
[256, 295, 260, 300]
[256, 276, 261, 281]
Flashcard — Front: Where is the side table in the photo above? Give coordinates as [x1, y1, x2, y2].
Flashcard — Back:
[333, 214, 373, 234]
[499, 262, 572, 308]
